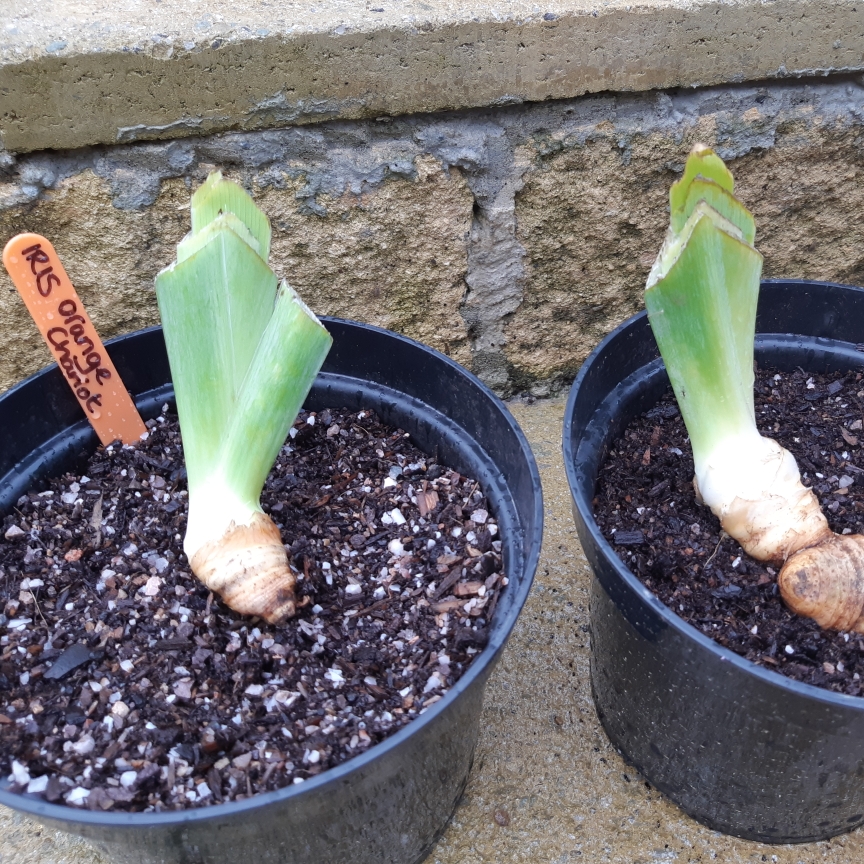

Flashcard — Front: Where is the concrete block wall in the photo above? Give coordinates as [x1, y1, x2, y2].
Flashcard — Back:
[4, 78, 864, 395]
[3, 2, 864, 400]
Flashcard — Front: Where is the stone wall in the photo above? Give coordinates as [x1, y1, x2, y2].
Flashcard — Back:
[3, 77, 864, 395]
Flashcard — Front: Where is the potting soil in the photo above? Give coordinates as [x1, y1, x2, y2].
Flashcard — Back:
[594, 366, 864, 696]
[0, 407, 504, 811]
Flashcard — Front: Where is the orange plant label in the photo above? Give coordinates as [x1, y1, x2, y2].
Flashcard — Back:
[2, 233, 148, 446]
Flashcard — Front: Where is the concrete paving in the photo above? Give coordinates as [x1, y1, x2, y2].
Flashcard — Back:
[3, 0, 864, 152]
[3, 396, 864, 862]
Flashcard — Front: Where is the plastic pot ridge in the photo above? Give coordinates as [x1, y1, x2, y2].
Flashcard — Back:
[564, 280, 864, 843]
[0, 319, 542, 864]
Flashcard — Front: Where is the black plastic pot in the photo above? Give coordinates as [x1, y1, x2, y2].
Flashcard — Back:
[564, 280, 864, 844]
[0, 319, 542, 864]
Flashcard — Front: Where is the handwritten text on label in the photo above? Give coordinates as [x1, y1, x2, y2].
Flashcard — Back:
[21, 242, 62, 297]
[46, 297, 112, 415]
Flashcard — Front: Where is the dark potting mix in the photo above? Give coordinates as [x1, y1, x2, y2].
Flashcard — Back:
[594, 365, 864, 696]
[0, 407, 505, 811]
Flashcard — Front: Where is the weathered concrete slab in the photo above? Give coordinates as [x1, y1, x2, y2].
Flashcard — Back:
[3, 397, 863, 862]
[3, 0, 864, 153]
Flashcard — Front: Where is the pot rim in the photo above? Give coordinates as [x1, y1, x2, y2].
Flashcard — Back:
[0, 317, 543, 827]
[563, 279, 864, 714]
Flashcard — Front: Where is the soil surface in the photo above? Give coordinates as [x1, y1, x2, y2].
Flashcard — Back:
[0, 407, 504, 811]
[594, 365, 864, 696]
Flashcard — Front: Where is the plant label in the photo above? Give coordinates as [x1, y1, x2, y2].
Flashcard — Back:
[2, 233, 148, 445]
